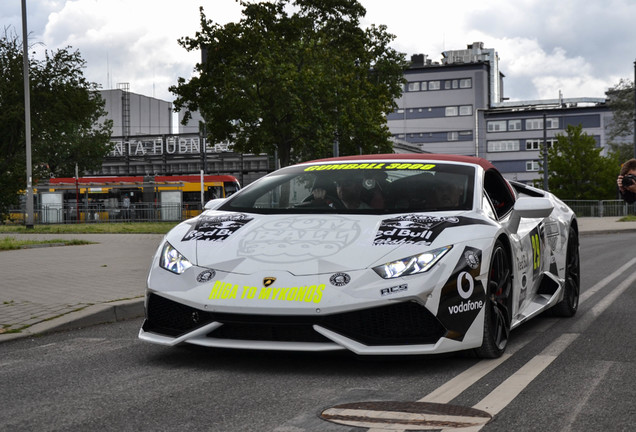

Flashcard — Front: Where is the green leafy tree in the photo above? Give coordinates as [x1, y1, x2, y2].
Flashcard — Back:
[538, 124, 619, 200]
[606, 78, 635, 161]
[0, 30, 112, 217]
[171, 0, 407, 168]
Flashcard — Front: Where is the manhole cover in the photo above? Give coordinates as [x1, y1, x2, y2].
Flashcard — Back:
[321, 401, 491, 430]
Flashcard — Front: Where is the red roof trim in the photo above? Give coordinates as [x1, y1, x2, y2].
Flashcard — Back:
[47, 175, 239, 185]
[154, 175, 239, 183]
[49, 176, 144, 185]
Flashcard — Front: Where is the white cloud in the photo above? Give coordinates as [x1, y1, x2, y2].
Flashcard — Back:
[3, 0, 634, 103]
[38, 0, 210, 100]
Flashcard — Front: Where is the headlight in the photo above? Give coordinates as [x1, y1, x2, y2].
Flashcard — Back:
[373, 245, 452, 279]
[159, 242, 193, 274]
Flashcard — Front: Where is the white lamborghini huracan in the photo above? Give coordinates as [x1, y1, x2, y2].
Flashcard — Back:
[139, 154, 580, 358]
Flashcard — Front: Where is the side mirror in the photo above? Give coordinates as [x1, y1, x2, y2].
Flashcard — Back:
[508, 197, 553, 233]
[203, 198, 227, 210]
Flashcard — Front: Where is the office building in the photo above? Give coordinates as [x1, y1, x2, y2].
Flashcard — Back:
[388, 42, 612, 184]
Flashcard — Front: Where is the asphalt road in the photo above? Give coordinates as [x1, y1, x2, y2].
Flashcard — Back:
[1, 232, 635, 432]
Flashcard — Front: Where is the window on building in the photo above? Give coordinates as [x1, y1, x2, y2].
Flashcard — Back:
[526, 161, 540, 171]
[420, 81, 427, 91]
[526, 138, 556, 150]
[459, 105, 473, 116]
[487, 120, 507, 132]
[526, 118, 543, 130]
[445, 106, 458, 116]
[428, 81, 441, 90]
[508, 119, 522, 131]
[444, 81, 452, 90]
[546, 117, 559, 129]
[526, 139, 539, 150]
[407, 82, 420, 92]
[488, 140, 520, 152]
[452, 80, 459, 89]
[448, 132, 459, 141]
[459, 78, 472, 88]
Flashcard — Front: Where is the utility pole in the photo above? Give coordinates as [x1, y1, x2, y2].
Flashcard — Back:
[543, 112, 549, 191]
[22, 0, 34, 228]
[633, 59, 636, 159]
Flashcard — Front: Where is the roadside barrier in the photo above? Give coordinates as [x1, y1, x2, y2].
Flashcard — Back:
[5, 199, 634, 225]
[6, 202, 193, 225]
[562, 200, 636, 217]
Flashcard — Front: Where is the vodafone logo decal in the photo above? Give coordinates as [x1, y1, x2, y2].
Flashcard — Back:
[437, 246, 485, 338]
[457, 271, 474, 299]
[448, 270, 483, 315]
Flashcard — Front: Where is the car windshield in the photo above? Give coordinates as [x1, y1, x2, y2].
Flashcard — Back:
[220, 160, 475, 214]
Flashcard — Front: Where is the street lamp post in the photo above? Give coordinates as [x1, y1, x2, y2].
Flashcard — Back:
[633, 60, 636, 159]
[22, 0, 34, 228]
[543, 112, 548, 191]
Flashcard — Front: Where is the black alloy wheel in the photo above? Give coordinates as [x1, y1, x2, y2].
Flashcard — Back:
[551, 226, 580, 317]
[475, 240, 512, 358]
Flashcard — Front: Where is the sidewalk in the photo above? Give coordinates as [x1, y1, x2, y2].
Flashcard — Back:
[1, 217, 636, 343]
[0, 233, 163, 343]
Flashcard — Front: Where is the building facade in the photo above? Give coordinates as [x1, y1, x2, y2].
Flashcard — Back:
[96, 43, 618, 187]
[483, 102, 611, 183]
[100, 85, 173, 136]
[387, 42, 613, 184]
[93, 85, 270, 186]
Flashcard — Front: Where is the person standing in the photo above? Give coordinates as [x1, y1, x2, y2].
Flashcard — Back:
[617, 158, 636, 204]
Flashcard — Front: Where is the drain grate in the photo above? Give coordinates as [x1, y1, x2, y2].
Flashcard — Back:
[321, 401, 491, 430]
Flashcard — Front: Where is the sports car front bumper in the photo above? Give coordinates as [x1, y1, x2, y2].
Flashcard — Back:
[138, 292, 483, 355]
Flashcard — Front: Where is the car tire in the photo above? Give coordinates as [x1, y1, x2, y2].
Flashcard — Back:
[474, 240, 512, 359]
[551, 226, 580, 317]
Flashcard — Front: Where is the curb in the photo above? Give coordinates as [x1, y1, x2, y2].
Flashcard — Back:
[580, 228, 636, 236]
[0, 298, 144, 344]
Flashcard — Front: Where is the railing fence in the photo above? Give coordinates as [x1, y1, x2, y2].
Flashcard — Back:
[562, 200, 636, 217]
[7, 202, 201, 224]
[6, 200, 635, 224]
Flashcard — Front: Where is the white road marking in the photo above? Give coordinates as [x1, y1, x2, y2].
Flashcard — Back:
[418, 315, 556, 407]
[417, 354, 511, 405]
[469, 334, 578, 416]
[573, 270, 636, 333]
[366, 258, 636, 432]
[559, 361, 614, 432]
[579, 257, 636, 305]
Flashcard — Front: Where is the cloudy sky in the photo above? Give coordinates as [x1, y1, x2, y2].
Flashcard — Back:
[2, 0, 635, 103]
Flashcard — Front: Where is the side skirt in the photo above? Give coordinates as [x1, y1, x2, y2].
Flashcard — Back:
[511, 272, 563, 329]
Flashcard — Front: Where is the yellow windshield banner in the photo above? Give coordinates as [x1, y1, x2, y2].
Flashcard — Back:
[304, 162, 436, 171]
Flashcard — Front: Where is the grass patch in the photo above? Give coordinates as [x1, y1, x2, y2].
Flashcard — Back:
[0, 237, 95, 251]
[618, 215, 636, 222]
[0, 324, 27, 334]
[0, 222, 176, 234]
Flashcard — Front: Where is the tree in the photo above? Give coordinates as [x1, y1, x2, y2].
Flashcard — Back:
[538, 124, 619, 200]
[0, 30, 112, 217]
[170, 0, 407, 168]
[605, 78, 634, 161]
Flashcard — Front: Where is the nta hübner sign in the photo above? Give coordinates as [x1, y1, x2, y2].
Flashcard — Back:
[109, 135, 232, 157]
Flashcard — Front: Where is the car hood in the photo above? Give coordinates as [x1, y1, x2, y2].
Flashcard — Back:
[165, 210, 491, 276]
